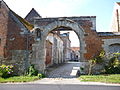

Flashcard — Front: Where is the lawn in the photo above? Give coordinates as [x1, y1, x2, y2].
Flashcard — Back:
[0, 76, 39, 83]
[79, 74, 120, 84]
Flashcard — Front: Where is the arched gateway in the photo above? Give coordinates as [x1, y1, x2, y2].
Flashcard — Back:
[32, 19, 86, 73]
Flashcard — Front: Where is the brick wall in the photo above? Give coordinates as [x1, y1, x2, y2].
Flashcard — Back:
[0, 1, 34, 74]
[83, 26, 103, 60]
[0, 1, 9, 57]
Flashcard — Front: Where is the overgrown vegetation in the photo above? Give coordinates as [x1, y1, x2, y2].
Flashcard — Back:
[38, 73, 45, 78]
[88, 51, 120, 74]
[79, 74, 120, 84]
[103, 53, 120, 74]
[0, 64, 45, 83]
[27, 64, 38, 76]
[0, 65, 14, 78]
[27, 64, 45, 78]
[88, 50, 105, 75]
[0, 76, 39, 83]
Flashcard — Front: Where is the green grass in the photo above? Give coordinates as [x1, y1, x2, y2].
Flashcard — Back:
[0, 76, 39, 83]
[79, 74, 120, 84]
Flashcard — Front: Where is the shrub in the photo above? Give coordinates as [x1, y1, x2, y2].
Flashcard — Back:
[80, 67, 84, 71]
[38, 73, 45, 78]
[88, 50, 105, 75]
[27, 64, 38, 76]
[0, 65, 14, 78]
[103, 53, 120, 74]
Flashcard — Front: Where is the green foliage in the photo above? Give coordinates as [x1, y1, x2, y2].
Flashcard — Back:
[0, 76, 39, 83]
[0, 65, 14, 78]
[91, 50, 105, 64]
[38, 73, 45, 78]
[27, 65, 38, 76]
[95, 50, 105, 64]
[88, 50, 105, 75]
[103, 53, 120, 74]
[80, 67, 84, 71]
[79, 74, 120, 84]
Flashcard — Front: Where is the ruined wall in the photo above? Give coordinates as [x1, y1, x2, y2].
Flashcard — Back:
[0, 1, 33, 75]
[33, 16, 99, 61]
[99, 34, 120, 54]
[0, 1, 9, 60]
[83, 27, 103, 60]
[71, 17, 103, 60]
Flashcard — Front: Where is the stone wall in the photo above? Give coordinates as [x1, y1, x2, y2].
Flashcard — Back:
[2, 0, 120, 75]
[82, 25, 103, 60]
[0, 1, 9, 57]
[0, 1, 33, 75]
[99, 35, 120, 54]
[33, 16, 101, 61]
[11, 50, 30, 75]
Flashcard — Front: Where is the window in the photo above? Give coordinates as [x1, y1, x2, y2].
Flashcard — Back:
[35, 28, 41, 38]
[37, 30, 41, 38]
[109, 43, 120, 53]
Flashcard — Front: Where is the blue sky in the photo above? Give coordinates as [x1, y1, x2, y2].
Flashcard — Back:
[3, 0, 120, 47]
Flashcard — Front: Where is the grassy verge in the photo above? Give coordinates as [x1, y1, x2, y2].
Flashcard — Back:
[0, 76, 39, 83]
[79, 74, 120, 84]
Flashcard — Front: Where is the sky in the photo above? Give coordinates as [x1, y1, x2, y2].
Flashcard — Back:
[3, 0, 120, 47]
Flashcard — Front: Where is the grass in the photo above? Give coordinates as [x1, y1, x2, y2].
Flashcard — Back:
[79, 74, 120, 84]
[0, 76, 39, 83]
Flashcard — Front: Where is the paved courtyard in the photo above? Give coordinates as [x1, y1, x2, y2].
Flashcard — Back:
[46, 61, 81, 78]
[31, 61, 82, 84]
[28, 62, 120, 86]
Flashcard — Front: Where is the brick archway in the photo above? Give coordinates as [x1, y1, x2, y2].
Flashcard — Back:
[32, 19, 86, 73]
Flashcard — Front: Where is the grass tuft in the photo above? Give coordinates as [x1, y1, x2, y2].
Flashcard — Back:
[0, 76, 39, 83]
[79, 74, 120, 84]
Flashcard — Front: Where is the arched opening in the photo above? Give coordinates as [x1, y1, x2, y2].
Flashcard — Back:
[45, 27, 80, 67]
[109, 43, 120, 53]
[32, 20, 86, 74]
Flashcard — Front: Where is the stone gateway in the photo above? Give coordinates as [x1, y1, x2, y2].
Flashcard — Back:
[0, 0, 120, 74]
